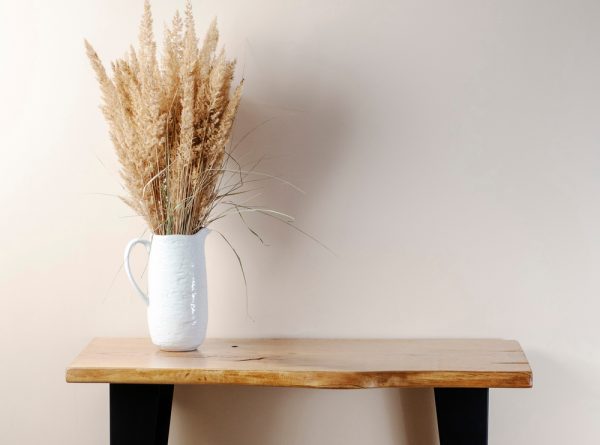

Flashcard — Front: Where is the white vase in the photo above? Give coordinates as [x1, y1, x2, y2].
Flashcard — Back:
[124, 229, 210, 351]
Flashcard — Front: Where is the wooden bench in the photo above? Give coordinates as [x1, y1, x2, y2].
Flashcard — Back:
[66, 338, 532, 444]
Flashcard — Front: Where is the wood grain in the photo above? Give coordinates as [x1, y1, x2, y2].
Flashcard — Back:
[66, 338, 532, 388]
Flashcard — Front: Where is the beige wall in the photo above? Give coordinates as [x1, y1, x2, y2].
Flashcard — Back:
[2, 0, 600, 443]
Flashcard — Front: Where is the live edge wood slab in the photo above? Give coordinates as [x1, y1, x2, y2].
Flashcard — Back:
[66, 337, 532, 389]
[66, 338, 532, 444]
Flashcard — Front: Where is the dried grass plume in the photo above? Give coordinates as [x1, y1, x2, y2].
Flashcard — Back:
[86, 0, 243, 234]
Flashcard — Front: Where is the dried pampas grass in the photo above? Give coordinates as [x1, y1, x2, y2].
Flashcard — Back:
[86, 0, 244, 235]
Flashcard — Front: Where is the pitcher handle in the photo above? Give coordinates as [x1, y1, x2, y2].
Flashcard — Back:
[124, 238, 151, 306]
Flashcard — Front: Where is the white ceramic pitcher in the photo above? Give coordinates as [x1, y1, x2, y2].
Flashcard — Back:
[124, 229, 210, 351]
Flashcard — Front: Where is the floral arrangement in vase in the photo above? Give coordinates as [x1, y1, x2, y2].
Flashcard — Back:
[85, 1, 256, 351]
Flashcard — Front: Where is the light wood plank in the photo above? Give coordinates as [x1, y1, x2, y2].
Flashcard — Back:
[66, 338, 532, 388]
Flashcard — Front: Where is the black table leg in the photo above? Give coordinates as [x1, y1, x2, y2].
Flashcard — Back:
[110, 384, 174, 445]
[434, 388, 489, 445]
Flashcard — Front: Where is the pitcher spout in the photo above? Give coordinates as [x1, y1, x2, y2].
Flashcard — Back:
[194, 227, 211, 244]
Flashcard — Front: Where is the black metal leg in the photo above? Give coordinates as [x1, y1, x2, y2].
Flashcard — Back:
[110, 384, 174, 445]
[434, 388, 489, 445]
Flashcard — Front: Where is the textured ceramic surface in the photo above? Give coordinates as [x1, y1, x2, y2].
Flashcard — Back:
[124, 229, 210, 351]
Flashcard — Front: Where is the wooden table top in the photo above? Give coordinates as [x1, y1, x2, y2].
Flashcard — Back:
[66, 338, 532, 389]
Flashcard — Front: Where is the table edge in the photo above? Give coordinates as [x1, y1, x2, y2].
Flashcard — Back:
[66, 337, 533, 389]
[66, 367, 533, 389]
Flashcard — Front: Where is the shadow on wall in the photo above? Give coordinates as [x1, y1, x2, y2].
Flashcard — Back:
[222, 38, 352, 252]
[169, 386, 438, 445]
[398, 389, 439, 444]
[205, 41, 357, 328]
